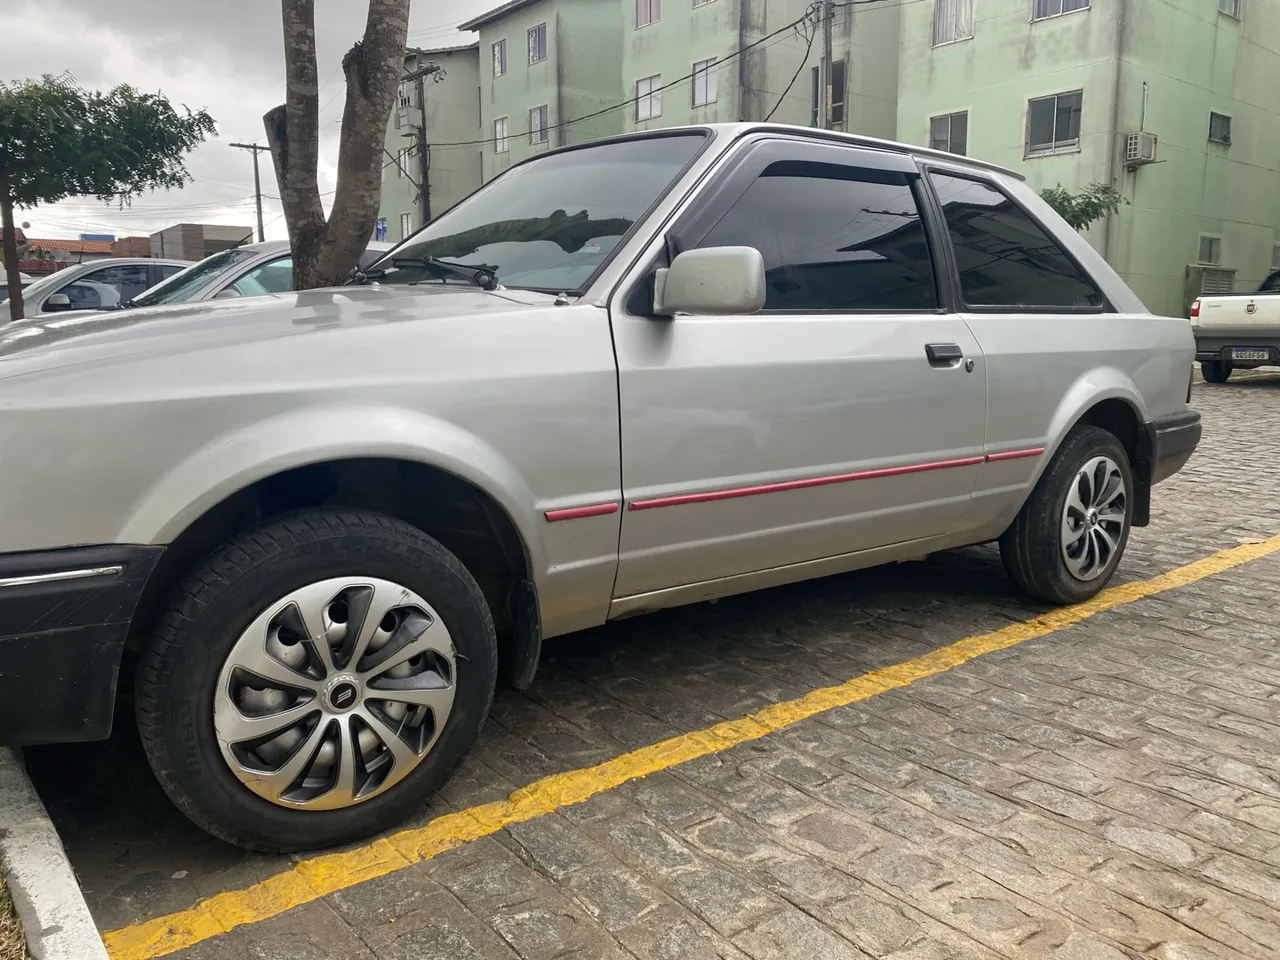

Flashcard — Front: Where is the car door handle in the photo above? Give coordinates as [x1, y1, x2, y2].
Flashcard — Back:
[925, 342, 964, 367]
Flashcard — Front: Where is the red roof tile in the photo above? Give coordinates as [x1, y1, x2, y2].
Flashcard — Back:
[24, 238, 113, 254]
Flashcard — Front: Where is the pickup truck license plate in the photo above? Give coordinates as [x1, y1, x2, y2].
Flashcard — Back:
[1232, 349, 1269, 361]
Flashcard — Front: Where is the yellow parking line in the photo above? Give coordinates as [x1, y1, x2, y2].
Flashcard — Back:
[104, 533, 1280, 960]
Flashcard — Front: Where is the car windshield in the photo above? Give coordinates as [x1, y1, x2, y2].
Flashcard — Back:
[11, 270, 71, 302]
[132, 249, 261, 307]
[368, 133, 707, 292]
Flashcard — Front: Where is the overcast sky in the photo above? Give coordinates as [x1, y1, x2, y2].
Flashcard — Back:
[2, 0, 491, 242]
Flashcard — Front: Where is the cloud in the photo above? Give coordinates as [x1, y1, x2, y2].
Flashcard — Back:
[1, 0, 489, 242]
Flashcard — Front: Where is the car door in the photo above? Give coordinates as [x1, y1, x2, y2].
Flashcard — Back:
[41, 263, 151, 314]
[609, 138, 988, 601]
[921, 168, 1147, 535]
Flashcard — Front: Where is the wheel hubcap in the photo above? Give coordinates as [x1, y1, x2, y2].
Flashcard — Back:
[213, 577, 456, 811]
[1061, 455, 1127, 582]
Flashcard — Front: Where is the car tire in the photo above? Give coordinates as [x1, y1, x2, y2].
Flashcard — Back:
[999, 425, 1134, 605]
[1200, 360, 1232, 383]
[135, 509, 497, 852]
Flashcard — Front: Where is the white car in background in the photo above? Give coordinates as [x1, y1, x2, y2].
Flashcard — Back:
[3, 258, 191, 317]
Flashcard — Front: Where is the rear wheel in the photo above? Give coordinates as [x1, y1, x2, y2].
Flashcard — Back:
[1200, 360, 1232, 383]
[135, 509, 497, 852]
[1000, 425, 1133, 605]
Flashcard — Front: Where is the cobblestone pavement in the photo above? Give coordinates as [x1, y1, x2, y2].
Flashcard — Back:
[26, 370, 1280, 960]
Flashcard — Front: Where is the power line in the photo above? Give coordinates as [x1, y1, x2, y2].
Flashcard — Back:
[766, 15, 820, 121]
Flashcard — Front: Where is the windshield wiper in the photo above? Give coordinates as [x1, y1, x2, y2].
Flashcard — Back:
[394, 256, 499, 291]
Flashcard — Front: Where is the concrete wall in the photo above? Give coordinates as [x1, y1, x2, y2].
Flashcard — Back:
[474, 0, 627, 182]
[621, 0, 744, 130]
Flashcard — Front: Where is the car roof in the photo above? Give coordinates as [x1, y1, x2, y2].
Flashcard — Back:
[528, 122, 1025, 182]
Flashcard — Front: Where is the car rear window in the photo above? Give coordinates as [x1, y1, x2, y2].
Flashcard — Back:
[929, 173, 1105, 311]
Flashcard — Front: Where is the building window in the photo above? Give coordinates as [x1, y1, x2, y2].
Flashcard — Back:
[932, 0, 973, 45]
[636, 74, 662, 121]
[809, 60, 846, 126]
[1033, 0, 1089, 18]
[1198, 235, 1221, 265]
[1208, 112, 1232, 144]
[492, 39, 507, 77]
[637, 0, 661, 27]
[1026, 90, 1082, 154]
[930, 111, 968, 155]
[528, 23, 546, 64]
[692, 58, 717, 106]
[400, 212, 413, 240]
[397, 147, 410, 178]
[1272, 243, 1280, 270]
[810, 67, 820, 126]
[693, 0, 715, 6]
[493, 117, 509, 153]
[832, 59, 847, 127]
[530, 105, 549, 144]
[1218, 0, 1241, 18]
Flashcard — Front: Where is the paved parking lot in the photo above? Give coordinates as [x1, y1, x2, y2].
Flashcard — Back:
[26, 371, 1280, 960]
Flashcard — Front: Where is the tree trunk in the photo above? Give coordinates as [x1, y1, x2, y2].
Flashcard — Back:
[265, 0, 410, 290]
[0, 170, 25, 322]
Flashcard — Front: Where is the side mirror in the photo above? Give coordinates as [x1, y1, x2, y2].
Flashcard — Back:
[652, 246, 766, 317]
[213, 288, 240, 300]
[44, 293, 72, 310]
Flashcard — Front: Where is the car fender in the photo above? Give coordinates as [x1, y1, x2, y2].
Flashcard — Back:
[117, 404, 545, 572]
[1039, 366, 1147, 477]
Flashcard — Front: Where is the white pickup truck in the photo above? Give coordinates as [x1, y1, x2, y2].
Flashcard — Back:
[1192, 269, 1280, 382]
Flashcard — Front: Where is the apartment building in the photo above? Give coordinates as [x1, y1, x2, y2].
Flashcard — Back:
[899, 0, 1280, 315]
[378, 43, 484, 241]
[453, 0, 900, 180]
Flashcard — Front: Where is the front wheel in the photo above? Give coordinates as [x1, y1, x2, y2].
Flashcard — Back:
[1200, 360, 1232, 383]
[1000, 425, 1133, 605]
[135, 509, 497, 852]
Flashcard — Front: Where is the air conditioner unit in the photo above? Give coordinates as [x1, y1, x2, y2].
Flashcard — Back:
[1124, 131, 1158, 169]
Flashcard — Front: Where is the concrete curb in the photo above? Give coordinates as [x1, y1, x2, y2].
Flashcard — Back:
[0, 748, 108, 960]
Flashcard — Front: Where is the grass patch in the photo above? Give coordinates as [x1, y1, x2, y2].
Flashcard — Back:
[0, 874, 29, 960]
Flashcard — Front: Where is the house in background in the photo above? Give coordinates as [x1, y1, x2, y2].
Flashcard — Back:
[898, 0, 1280, 315]
[150, 223, 253, 261]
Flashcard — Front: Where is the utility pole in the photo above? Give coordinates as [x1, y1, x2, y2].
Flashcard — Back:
[229, 142, 270, 242]
[403, 50, 440, 226]
[820, 0, 834, 130]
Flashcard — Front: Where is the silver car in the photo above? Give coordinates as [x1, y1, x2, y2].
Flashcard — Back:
[27, 239, 395, 326]
[0, 125, 1200, 851]
[6, 257, 191, 317]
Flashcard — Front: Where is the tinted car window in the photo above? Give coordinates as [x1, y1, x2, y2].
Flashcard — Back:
[698, 160, 938, 311]
[83, 264, 150, 302]
[930, 174, 1104, 309]
[1259, 271, 1280, 294]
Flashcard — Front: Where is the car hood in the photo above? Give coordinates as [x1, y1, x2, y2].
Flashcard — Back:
[0, 283, 558, 382]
